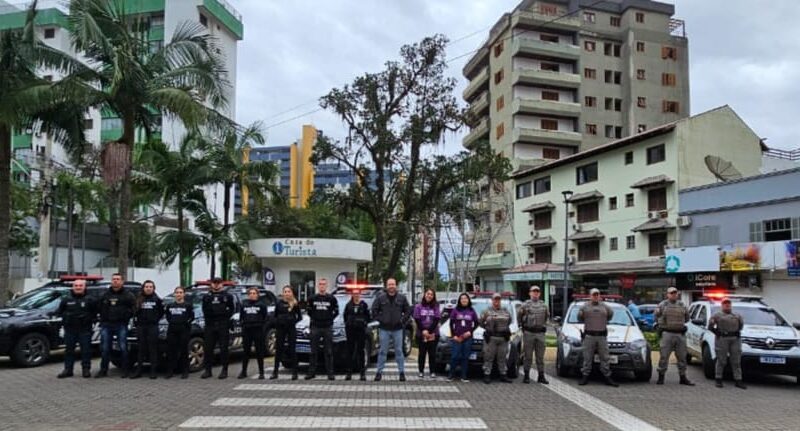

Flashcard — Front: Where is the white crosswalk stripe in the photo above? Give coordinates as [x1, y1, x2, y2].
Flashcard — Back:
[179, 416, 487, 429]
[211, 397, 471, 408]
[235, 383, 458, 393]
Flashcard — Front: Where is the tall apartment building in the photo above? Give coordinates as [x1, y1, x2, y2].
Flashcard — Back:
[462, 0, 689, 291]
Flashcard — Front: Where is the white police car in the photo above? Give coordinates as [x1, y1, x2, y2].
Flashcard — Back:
[685, 295, 800, 382]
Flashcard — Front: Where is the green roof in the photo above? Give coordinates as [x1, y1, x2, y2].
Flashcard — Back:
[0, 7, 68, 31]
[201, 0, 243, 40]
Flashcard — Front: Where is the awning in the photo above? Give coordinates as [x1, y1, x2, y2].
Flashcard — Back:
[571, 259, 665, 275]
[631, 174, 675, 189]
[522, 201, 555, 213]
[632, 219, 676, 232]
[568, 190, 604, 203]
[522, 236, 557, 247]
[568, 229, 605, 241]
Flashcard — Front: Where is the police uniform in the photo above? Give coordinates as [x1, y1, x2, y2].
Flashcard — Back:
[306, 292, 339, 379]
[344, 298, 370, 380]
[56, 291, 96, 378]
[272, 298, 301, 379]
[132, 293, 164, 379]
[655, 296, 693, 385]
[480, 304, 512, 383]
[164, 301, 194, 378]
[518, 297, 549, 383]
[201, 288, 235, 379]
[577, 300, 618, 386]
[709, 307, 745, 388]
[239, 298, 268, 379]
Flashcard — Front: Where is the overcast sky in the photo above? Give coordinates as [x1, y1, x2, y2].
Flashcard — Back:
[233, 0, 800, 152]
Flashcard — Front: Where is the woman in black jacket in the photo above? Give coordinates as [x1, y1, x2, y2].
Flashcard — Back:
[239, 287, 268, 379]
[131, 280, 163, 379]
[164, 286, 194, 379]
[272, 285, 302, 380]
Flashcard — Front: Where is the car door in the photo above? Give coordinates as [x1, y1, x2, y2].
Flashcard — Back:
[685, 304, 702, 355]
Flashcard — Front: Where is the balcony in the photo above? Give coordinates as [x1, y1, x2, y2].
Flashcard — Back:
[512, 10, 581, 32]
[468, 91, 490, 117]
[513, 68, 581, 89]
[463, 46, 489, 81]
[463, 118, 490, 149]
[511, 37, 580, 61]
[512, 98, 581, 117]
[463, 67, 489, 102]
[513, 127, 581, 147]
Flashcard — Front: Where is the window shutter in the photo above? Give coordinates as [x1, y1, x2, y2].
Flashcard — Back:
[749, 222, 764, 242]
[791, 217, 800, 240]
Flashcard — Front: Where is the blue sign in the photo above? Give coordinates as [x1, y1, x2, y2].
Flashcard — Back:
[665, 255, 681, 273]
[272, 241, 284, 255]
[263, 267, 276, 286]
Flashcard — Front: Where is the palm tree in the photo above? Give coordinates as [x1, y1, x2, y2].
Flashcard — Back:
[62, 0, 231, 278]
[204, 122, 279, 279]
[0, 2, 86, 304]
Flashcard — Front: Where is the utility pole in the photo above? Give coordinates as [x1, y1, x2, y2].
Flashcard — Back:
[459, 186, 466, 292]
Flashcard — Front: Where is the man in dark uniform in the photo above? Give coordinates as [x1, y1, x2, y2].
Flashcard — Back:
[655, 286, 694, 385]
[344, 288, 370, 381]
[96, 273, 136, 378]
[56, 278, 96, 378]
[306, 278, 339, 380]
[577, 288, 618, 387]
[709, 298, 746, 389]
[200, 277, 235, 379]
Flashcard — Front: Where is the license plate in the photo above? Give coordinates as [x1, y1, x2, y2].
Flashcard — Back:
[594, 355, 619, 364]
[760, 356, 786, 364]
[297, 344, 311, 353]
[469, 352, 477, 360]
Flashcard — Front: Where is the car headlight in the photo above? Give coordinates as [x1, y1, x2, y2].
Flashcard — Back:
[630, 339, 648, 350]
[561, 334, 581, 347]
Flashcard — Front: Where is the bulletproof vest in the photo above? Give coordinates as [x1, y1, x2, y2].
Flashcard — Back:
[715, 312, 742, 332]
[522, 300, 547, 329]
[581, 302, 610, 332]
[205, 291, 231, 320]
[62, 294, 93, 328]
[659, 300, 687, 331]
[485, 307, 511, 335]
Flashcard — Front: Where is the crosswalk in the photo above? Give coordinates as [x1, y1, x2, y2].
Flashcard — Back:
[180, 362, 488, 430]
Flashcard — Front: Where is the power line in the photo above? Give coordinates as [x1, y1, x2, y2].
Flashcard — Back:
[263, 107, 324, 130]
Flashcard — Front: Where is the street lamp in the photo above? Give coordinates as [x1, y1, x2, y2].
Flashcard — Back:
[561, 190, 573, 319]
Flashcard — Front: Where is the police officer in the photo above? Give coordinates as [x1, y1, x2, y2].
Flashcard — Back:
[201, 277, 235, 379]
[306, 278, 339, 381]
[239, 287, 268, 379]
[96, 273, 137, 378]
[344, 288, 370, 381]
[709, 298, 746, 389]
[518, 285, 549, 384]
[655, 286, 693, 386]
[164, 286, 194, 379]
[480, 293, 513, 384]
[272, 285, 301, 380]
[56, 278, 96, 378]
[577, 288, 618, 387]
[131, 280, 164, 379]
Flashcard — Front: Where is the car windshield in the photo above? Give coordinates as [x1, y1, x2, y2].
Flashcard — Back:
[567, 304, 633, 326]
[711, 305, 788, 327]
[8, 288, 68, 310]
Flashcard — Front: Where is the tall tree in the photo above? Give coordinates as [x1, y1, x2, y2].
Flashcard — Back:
[314, 35, 510, 281]
[63, 0, 231, 279]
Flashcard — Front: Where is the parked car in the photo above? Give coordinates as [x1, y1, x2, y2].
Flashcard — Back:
[637, 304, 658, 331]
[685, 295, 800, 382]
[554, 298, 652, 381]
[0, 276, 141, 367]
[434, 293, 523, 378]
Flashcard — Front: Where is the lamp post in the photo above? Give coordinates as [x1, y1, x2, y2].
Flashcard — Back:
[561, 190, 573, 318]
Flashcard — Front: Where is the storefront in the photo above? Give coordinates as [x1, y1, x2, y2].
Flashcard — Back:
[571, 259, 672, 304]
[502, 263, 565, 317]
[248, 238, 372, 301]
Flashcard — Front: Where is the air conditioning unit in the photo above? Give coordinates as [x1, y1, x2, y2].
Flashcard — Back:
[573, 224, 583, 232]
[647, 211, 660, 220]
[676, 215, 692, 227]
[659, 210, 669, 219]
[532, 231, 540, 239]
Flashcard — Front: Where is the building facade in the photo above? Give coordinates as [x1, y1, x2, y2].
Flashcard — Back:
[462, 0, 690, 289]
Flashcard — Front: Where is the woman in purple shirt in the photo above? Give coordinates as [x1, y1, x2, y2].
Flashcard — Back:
[413, 288, 440, 378]
[448, 293, 478, 382]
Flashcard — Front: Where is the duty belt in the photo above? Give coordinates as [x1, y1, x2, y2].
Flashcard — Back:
[584, 330, 608, 337]
[523, 327, 546, 333]
[718, 331, 740, 337]
[663, 328, 687, 334]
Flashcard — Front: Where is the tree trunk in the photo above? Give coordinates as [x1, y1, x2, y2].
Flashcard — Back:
[116, 115, 136, 280]
[66, 192, 74, 274]
[220, 181, 231, 279]
[0, 125, 12, 305]
[372, 221, 385, 283]
[209, 245, 216, 280]
[433, 215, 441, 289]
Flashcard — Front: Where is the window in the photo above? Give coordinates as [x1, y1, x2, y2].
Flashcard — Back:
[584, 40, 596, 52]
[534, 211, 552, 230]
[696, 226, 720, 246]
[494, 210, 505, 223]
[541, 119, 558, 130]
[649, 232, 667, 256]
[647, 188, 667, 211]
[496, 123, 505, 139]
[534, 176, 551, 194]
[626, 235, 636, 249]
[542, 91, 560, 101]
[610, 237, 618, 251]
[637, 69, 646, 80]
[604, 98, 622, 111]
[578, 241, 600, 262]
[636, 41, 645, 52]
[199, 13, 208, 27]
[585, 124, 597, 135]
[663, 100, 680, 113]
[496, 96, 504, 111]
[533, 246, 552, 264]
[44, 28, 55, 39]
[584, 68, 597, 79]
[497, 242, 506, 253]
[604, 70, 622, 84]
[614, 71, 622, 84]
[605, 125, 622, 139]
[584, 11, 596, 23]
[539, 3, 558, 15]
[646, 144, 666, 164]
[662, 46, 677, 60]
[610, 16, 621, 27]
[516, 182, 532, 199]
[604, 43, 621, 57]
[577, 202, 599, 223]
[585, 96, 596, 107]
[637, 97, 647, 108]
[542, 148, 560, 160]
[83, 119, 94, 130]
[637, 124, 647, 133]
[662, 73, 677, 86]
[636, 12, 645, 23]
[494, 69, 504, 84]
[609, 197, 618, 210]
[625, 193, 634, 207]
[540, 34, 559, 43]
[763, 218, 795, 241]
[624, 151, 633, 165]
[540, 62, 560, 72]
[576, 162, 598, 185]
[494, 42, 504, 57]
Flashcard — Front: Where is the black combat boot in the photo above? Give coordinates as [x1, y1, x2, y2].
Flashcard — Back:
[578, 375, 589, 385]
[656, 372, 665, 385]
[218, 367, 228, 379]
[523, 370, 531, 384]
[537, 372, 549, 385]
[483, 375, 491, 384]
[94, 369, 108, 378]
[291, 370, 298, 380]
[201, 368, 212, 379]
[604, 375, 619, 387]
[238, 369, 248, 379]
[359, 371, 366, 381]
[679, 375, 695, 386]
[345, 373, 352, 381]
[82, 368, 91, 378]
[57, 369, 73, 378]
[734, 380, 747, 390]
[715, 378, 723, 388]
[130, 366, 142, 379]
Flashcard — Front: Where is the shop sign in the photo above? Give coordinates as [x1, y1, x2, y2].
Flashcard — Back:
[263, 267, 276, 286]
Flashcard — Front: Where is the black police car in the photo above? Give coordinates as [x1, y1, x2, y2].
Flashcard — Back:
[0, 276, 141, 367]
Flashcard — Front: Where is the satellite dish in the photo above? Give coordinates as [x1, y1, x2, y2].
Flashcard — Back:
[704, 155, 742, 182]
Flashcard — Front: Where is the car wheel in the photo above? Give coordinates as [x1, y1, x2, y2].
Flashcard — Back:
[702, 344, 715, 380]
[188, 337, 205, 372]
[265, 329, 276, 357]
[11, 333, 51, 367]
[634, 349, 652, 382]
[506, 343, 519, 378]
[556, 346, 571, 377]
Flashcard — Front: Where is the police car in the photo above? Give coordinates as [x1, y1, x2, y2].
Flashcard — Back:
[685, 294, 800, 382]
[554, 296, 652, 381]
